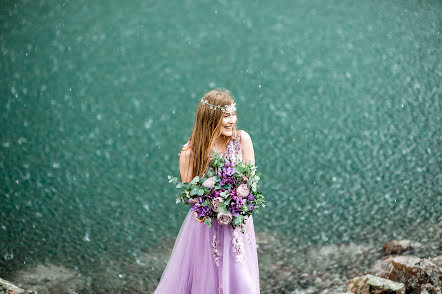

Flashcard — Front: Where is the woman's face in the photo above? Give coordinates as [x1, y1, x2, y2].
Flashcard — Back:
[220, 109, 237, 137]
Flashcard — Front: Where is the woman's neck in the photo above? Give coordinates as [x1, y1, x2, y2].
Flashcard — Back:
[212, 134, 231, 152]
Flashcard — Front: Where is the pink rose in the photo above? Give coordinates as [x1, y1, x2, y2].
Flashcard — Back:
[211, 197, 224, 213]
[202, 177, 215, 189]
[217, 211, 233, 225]
[236, 183, 250, 198]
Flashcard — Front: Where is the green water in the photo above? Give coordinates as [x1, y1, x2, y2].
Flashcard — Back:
[1, 0, 441, 292]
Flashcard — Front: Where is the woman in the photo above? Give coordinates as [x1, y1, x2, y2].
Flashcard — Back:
[154, 89, 260, 293]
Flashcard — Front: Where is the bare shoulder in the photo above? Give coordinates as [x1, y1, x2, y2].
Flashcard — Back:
[238, 130, 253, 145]
[179, 144, 193, 159]
[238, 130, 255, 165]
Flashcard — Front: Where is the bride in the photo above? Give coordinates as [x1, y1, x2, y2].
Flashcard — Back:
[154, 88, 260, 294]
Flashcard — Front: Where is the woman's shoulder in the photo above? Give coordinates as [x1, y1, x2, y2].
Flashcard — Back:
[178, 140, 192, 157]
[236, 129, 252, 143]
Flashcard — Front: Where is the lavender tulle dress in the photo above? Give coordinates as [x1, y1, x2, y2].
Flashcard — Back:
[154, 133, 260, 294]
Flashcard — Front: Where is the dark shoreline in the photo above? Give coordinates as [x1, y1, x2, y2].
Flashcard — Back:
[1, 231, 441, 294]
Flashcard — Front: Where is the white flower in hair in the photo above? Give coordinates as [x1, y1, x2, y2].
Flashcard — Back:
[200, 98, 236, 113]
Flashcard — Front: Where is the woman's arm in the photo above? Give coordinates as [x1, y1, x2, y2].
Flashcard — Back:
[240, 130, 255, 166]
[179, 147, 194, 197]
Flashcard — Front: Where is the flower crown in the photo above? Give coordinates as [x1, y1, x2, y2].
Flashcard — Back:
[200, 98, 237, 114]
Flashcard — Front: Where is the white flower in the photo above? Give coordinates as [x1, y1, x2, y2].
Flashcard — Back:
[217, 211, 233, 225]
[236, 183, 250, 198]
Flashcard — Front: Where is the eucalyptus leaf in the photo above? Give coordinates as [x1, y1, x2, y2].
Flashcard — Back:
[204, 218, 212, 228]
[191, 176, 200, 185]
[219, 191, 228, 198]
[233, 215, 243, 225]
[251, 182, 257, 193]
[224, 197, 231, 205]
[219, 202, 227, 214]
[222, 184, 231, 190]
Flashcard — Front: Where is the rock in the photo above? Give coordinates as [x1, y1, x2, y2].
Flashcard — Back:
[414, 283, 438, 294]
[0, 277, 37, 294]
[369, 256, 421, 277]
[11, 263, 87, 294]
[383, 240, 422, 255]
[368, 255, 442, 294]
[347, 274, 405, 294]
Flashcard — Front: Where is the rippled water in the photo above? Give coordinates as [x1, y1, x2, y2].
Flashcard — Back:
[1, 0, 441, 292]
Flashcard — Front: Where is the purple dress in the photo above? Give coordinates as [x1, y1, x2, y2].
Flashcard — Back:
[154, 133, 260, 294]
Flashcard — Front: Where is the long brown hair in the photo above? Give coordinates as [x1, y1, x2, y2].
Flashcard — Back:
[182, 88, 238, 179]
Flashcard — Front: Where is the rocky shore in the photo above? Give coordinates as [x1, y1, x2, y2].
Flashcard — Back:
[1, 236, 440, 294]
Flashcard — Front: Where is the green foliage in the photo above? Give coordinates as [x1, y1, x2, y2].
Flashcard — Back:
[219, 191, 229, 198]
[233, 215, 243, 225]
[224, 196, 231, 205]
[191, 176, 200, 185]
[219, 202, 227, 214]
[204, 218, 212, 228]
[168, 150, 266, 231]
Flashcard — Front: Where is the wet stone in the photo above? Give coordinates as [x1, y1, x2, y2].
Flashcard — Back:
[347, 274, 406, 294]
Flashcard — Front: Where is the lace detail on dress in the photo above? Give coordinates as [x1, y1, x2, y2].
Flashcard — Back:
[231, 228, 245, 264]
[212, 233, 220, 267]
[224, 131, 243, 165]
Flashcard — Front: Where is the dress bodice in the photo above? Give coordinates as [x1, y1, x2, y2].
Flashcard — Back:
[219, 131, 243, 165]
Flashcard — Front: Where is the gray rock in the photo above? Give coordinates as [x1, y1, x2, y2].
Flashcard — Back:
[0, 277, 37, 294]
[368, 255, 442, 294]
[347, 274, 406, 294]
[11, 264, 87, 294]
[382, 240, 422, 255]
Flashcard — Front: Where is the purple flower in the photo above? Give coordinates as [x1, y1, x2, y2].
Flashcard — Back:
[217, 211, 233, 225]
[248, 204, 254, 211]
[247, 194, 254, 201]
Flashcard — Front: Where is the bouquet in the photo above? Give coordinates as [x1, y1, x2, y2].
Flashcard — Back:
[168, 151, 265, 232]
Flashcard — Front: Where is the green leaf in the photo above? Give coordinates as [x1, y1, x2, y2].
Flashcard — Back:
[224, 197, 231, 205]
[233, 215, 243, 225]
[197, 189, 204, 196]
[241, 204, 249, 212]
[219, 191, 229, 198]
[219, 202, 227, 214]
[191, 176, 200, 185]
[204, 218, 212, 228]
[222, 184, 231, 190]
[190, 188, 199, 196]
[202, 199, 209, 206]
[251, 182, 257, 193]
[176, 182, 183, 189]
[176, 195, 181, 203]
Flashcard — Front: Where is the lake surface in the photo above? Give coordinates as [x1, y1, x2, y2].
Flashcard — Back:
[1, 0, 441, 292]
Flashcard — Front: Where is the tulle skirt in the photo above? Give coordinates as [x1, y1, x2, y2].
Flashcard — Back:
[154, 209, 260, 294]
